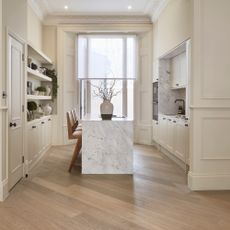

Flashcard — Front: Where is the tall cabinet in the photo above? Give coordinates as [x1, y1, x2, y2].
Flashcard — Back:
[25, 43, 53, 172]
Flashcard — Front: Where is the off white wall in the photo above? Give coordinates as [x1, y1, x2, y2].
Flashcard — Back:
[43, 26, 57, 66]
[27, 4, 42, 50]
[1, 0, 27, 201]
[155, 0, 191, 58]
[188, 0, 230, 190]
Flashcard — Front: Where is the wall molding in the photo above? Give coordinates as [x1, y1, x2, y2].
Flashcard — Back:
[44, 15, 152, 26]
[28, 0, 44, 21]
[188, 172, 230, 190]
[0, 179, 9, 201]
[201, 117, 230, 160]
[151, 0, 170, 22]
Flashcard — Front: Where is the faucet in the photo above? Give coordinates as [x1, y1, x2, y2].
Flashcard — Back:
[175, 99, 185, 115]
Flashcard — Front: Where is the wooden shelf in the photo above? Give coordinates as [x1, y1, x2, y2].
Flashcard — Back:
[28, 43, 52, 64]
[27, 67, 52, 82]
[27, 95, 52, 100]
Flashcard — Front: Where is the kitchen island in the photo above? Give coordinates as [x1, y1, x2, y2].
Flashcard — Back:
[81, 114, 133, 174]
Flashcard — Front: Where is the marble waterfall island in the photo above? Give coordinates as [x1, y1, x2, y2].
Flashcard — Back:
[82, 115, 133, 174]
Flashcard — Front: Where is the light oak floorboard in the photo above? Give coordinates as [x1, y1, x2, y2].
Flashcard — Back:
[1, 145, 230, 229]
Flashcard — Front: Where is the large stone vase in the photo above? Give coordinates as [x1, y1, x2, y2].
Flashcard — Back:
[100, 100, 113, 120]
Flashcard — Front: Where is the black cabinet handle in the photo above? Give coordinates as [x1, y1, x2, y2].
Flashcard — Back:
[41, 122, 45, 124]
[176, 83, 179, 86]
[168, 119, 172, 121]
[185, 124, 189, 127]
[173, 120, 176, 123]
[163, 118, 166, 120]
[9, 122, 16, 127]
[32, 126, 36, 129]
[48, 119, 51, 121]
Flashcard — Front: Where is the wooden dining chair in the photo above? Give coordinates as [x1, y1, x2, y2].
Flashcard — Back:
[66, 111, 82, 172]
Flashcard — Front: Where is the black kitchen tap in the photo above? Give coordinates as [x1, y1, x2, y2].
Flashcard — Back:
[175, 99, 185, 115]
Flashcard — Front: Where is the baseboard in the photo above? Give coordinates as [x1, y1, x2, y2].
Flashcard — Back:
[188, 172, 230, 191]
[0, 179, 9, 201]
[160, 146, 187, 171]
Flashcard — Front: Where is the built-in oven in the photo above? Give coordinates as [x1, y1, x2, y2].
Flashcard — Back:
[152, 82, 158, 121]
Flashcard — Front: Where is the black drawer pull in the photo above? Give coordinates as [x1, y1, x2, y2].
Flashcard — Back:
[163, 118, 166, 120]
[32, 126, 36, 129]
[173, 120, 176, 123]
[48, 119, 51, 121]
[185, 124, 189, 127]
[41, 122, 45, 124]
[168, 119, 172, 121]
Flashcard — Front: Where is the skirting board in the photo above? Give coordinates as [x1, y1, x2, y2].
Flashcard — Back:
[0, 179, 9, 201]
[188, 172, 230, 191]
[160, 146, 187, 172]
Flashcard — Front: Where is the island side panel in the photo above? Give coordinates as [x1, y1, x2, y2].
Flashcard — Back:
[82, 120, 133, 174]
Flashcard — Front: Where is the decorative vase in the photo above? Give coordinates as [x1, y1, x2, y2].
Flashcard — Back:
[46, 85, 51, 96]
[43, 104, 52, 115]
[100, 100, 113, 120]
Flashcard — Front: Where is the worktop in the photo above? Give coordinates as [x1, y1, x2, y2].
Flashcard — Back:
[81, 114, 133, 174]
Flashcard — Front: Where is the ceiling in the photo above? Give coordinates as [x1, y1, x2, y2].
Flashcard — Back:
[34, 0, 164, 16]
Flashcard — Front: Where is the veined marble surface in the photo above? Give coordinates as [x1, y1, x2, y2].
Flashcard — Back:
[82, 119, 133, 174]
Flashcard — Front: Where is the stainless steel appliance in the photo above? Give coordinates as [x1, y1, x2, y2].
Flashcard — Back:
[152, 82, 158, 121]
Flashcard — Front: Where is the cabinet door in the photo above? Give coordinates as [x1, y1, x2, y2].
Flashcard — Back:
[47, 117, 52, 147]
[27, 122, 40, 163]
[174, 122, 189, 162]
[152, 120, 159, 142]
[153, 60, 159, 82]
[158, 116, 167, 147]
[165, 119, 175, 153]
[171, 52, 187, 88]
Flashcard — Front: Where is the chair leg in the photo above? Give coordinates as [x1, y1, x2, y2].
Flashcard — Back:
[68, 137, 82, 172]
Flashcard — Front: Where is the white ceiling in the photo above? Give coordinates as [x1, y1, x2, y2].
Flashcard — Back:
[34, 0, 164, 16]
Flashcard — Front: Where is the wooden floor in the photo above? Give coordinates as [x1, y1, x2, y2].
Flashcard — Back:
[1, 145, 230, 230]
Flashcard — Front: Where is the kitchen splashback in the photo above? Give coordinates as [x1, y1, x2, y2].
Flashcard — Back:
[158, 59, 186, 115]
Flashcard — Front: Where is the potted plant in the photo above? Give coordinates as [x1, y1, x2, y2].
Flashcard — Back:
[36, 86, 46, 96]
[92, 80, 120, 120]
[45, 69, 58, 100]
[27, 101, 37, 120]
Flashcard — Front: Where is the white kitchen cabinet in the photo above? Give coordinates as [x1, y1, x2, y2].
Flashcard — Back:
[157, 115, 189, 164]
[158, 116, 167, 146]
[27, 121, 40, 164]
[165, 118, 175, 153]
[153, 60, 159, 82]
[171, 52, 187, 89]
[26, 116, 52, 171]
[174, 121, 189, 163]
[152, 120, 159, 142]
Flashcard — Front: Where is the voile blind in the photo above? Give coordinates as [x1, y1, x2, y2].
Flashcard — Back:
[77, 35, 137, 80]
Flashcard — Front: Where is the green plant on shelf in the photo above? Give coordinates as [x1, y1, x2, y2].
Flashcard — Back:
[27, 101, 37, 111]
[45, 68, 58, 100]
[36, 86, 46, 92]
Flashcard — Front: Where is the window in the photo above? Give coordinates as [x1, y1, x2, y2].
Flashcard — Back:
[77, 35, 136, 118]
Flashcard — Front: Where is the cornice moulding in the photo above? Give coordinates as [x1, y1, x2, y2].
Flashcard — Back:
[43, 15, 153, 25]
[152, 0, 170, 22]
[28, 0, 44, 21]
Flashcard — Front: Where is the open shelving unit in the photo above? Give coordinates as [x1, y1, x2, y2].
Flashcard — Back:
[27, 43, 52, 65]
[27, 67, 52, 82]
[27, 95, 52, 100]
[26, 43, 53, 122]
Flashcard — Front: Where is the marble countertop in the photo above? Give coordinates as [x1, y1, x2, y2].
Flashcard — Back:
[82, 114, 133, 121]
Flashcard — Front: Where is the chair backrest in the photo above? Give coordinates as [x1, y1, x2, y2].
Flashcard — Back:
[66, 111, 77, 139]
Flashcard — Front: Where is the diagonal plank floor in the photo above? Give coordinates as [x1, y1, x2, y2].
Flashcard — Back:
[1, 144, 230, 230]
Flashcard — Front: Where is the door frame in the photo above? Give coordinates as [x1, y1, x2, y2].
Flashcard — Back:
[6, 29, 26, 190]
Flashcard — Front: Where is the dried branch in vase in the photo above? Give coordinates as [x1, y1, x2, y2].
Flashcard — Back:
[91, 80, 120, 101]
